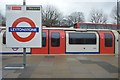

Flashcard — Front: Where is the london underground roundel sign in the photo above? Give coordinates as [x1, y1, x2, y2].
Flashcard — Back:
[11, 17, 36, 42]
[6, 5, 42, 48]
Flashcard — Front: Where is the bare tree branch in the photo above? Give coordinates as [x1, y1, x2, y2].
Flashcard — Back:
[111, 2, 120, 24]
[0, 10, 5, 26]
[68, 12, 85, 23]
[42, 5, 62, 26]
[58, 12, 85, 26]
[89, 9, 108, 24]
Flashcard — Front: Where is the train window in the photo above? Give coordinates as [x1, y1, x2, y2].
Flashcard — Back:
[104, 33, 112, 47]
[69, 33, 96, 44]
[51, 32, 60, 47]
[118, 31, 120, 34]
[42, 32, 46, 47]
[3, 31, 6, 44]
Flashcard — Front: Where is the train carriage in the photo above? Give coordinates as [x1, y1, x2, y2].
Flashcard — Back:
[0, 27, 119, 55]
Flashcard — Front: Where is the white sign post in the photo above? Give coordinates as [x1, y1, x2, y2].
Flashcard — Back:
[5, 4, 42, 69]
[6, 5, 42, 48]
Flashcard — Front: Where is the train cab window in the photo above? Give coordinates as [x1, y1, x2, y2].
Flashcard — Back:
[69, 33, 96, 44]
[51, 32, 60, 47]
[104, 33, 112, 47]
[3, 31, 6, 44]
[42, 32, 46, 47]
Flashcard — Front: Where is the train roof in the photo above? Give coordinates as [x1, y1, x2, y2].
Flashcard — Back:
[43, 27, 114, 31]
[75, 22, 120, 27]
[0, 26, 117, 32]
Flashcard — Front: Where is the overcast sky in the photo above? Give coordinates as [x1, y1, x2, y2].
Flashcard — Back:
[0, 0, 117, 23]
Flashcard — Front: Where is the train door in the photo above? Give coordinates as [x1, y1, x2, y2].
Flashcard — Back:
[98, 31, 115, 54]
[0, 31, 2, 53]
[118, 31, 120, 54]
[49, 30, 65, 54]
[31, 30, 65, 54]
[31, 30, 48, 54]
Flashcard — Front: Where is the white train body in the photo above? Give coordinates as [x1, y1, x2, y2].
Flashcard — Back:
[0, 27, 119, 55]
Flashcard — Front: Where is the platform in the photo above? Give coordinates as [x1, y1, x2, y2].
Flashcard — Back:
[2, 55, 119, 78]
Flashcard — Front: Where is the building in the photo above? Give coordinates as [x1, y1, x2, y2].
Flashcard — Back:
[74, 22, 120, 30]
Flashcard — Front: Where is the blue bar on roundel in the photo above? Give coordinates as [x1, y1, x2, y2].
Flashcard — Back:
[9, 27, 39, 32]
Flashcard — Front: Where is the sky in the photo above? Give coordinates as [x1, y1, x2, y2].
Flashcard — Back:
[0, 0, 117, 23]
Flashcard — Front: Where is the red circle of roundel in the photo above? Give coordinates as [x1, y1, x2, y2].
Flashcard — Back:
[12, 17, 36, 42]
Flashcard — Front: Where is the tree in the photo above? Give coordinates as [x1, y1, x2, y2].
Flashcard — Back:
[0, 10, 6, 26]
[111, 1, 120, 24]
[89, 9, 108, 24]
[42, 5, 62, 26]
[67, 12, 85, 25]
[59, 18, 71, 27]
[2, 17, 6, 26]
[0, 11, 2, 26]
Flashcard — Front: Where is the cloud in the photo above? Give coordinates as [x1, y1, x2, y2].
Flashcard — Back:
[0, 0, 117, 23]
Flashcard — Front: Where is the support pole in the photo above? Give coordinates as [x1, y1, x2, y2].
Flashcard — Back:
[23, 0, 26, 5]
[23, 48, 26, 67]
[23, 0, 26, 67]
[117, 0, 119, 29]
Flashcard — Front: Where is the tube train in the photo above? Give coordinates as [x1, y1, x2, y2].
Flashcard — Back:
[0, 27, 120, 55]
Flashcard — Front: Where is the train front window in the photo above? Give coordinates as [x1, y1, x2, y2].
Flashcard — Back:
[51, 32, 60, 47]
[3, 31, 6, 44]
[42, 32, 46, 47]
[69, 33, 96, 44]
[104, 33, 112, 47]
